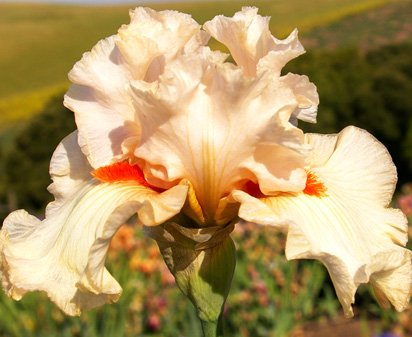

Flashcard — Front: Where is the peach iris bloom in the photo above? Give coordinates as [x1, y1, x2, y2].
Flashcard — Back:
[0, 7, 410, 317]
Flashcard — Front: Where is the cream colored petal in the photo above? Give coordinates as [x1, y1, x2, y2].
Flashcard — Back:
[183, 30, 211, 55]
[245, 143, 307, 194]
[230, 190, 284, 228]
[271, 194, 409, 317]
[204, 7, 304, 77]
[131, 51, 307, 221]
[369, 249, 412, 312]
[64, 8, 202, 168]
[256, 29, 304, 76]
[117, 7, 201, 82]
[64, 36, 138, 168]
[280, 73, 319, 124]
[312, 126, 398, 206]
[0, 133, 187, 316]
[303, 132, 338, 167]
[236, 126, 411, 316]
[45, 130, 92, 215]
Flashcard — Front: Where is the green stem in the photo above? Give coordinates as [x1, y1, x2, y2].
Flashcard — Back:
[201, 314, 224, 337]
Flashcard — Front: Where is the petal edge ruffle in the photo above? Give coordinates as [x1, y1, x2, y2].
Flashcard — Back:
[236, 126, 411, 316]
[0, 133, 187, 315]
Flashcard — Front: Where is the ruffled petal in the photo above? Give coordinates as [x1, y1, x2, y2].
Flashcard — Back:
[131, 50, 307, 221]
[64, 7, 311, 222]
[64, 8, 202, 168]
[64, 36, 138, 168]
[235, 126, 411, 316]
[256, 28, 304, 76]
[369, 248, 412, 312]
[203, 7, 304, 77]
[117, 7, 201, 81]
[0, 132, 187, 315]
[281, 73, 319, 124]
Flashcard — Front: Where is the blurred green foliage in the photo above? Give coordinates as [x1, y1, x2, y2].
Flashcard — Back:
[3, 94, 75, 215]
[0, 83, 68, 132]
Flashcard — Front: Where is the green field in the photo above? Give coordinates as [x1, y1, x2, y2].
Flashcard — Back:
[0, 0, 397, 130]
[302, 0, 412, 50]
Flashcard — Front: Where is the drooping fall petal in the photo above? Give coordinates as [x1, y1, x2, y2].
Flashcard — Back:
[234, 126, 411, 316]
[0, 132, 187, 315]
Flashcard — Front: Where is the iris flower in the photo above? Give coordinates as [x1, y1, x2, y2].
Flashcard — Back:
[0, 6, 410, 324]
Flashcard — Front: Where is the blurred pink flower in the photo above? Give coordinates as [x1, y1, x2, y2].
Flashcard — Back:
[398, 194, 412, 217]
[147, 313, 161, 331]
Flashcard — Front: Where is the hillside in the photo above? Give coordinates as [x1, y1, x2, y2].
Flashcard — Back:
[302, 0, 412, 51]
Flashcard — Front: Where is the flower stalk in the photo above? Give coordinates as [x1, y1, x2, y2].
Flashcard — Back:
[145, 219, 236, 337]
[201, 315, 224, 337]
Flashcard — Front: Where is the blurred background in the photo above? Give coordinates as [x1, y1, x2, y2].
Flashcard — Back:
[0, 0, 411, 336]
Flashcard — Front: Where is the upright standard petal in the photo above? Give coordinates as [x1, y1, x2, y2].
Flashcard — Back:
[117, 7, 202, 81]
[0, 132, 187, 315]
[203, 7, 318, 124]
[64, 7, 315, 213]
[281, 73, 319, 125]
[235, 126, 411, 316]
[64, 8, 202, 168]
[203, 7, 304, 77]
[131, 49, 307, 223]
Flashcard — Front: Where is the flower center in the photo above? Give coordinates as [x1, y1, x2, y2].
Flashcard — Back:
[303, 170, 327, 197]
[92, 161, 164, 192]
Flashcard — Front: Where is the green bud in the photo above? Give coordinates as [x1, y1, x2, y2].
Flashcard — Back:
[145, 220, 236, 337]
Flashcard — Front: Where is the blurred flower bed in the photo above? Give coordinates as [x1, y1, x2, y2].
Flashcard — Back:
[0, 186, 410, 337]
